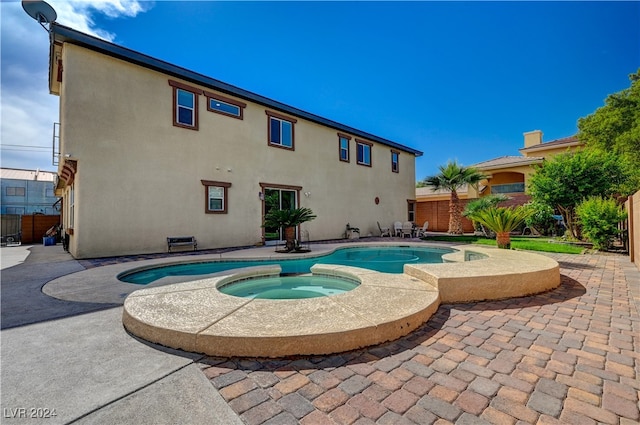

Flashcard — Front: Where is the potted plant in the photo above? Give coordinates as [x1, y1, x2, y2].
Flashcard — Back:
[466, 206, 533, 249]
[263, 207, 316, 252]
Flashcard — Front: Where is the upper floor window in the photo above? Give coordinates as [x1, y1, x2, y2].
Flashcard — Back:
[201, 180, 232, 214]
[356, 139, 372, 166]
[205, 91, 246, 119]
[266, 111, 297, 150]
[6, 187, 25, 196]
[177, 89, 196, 127]
[338, 134, 351, 162]
[391, 150, 400, 173]
[169, 80, 202, 130]
[491, 183, 525, 194]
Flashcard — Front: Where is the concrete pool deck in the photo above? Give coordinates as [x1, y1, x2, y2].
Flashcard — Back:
[2, 241, 639, 424]
[118, 244, 560, 358]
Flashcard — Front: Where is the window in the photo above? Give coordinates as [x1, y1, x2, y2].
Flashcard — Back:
[491, 183, 525, 194]
[338, 133, 350, 162]
[356, 140, 372, 166]
[407, 200, 416, 222]
[68, 185, 74, 228]
[176, 89, 196, 127]
[205, 91, 246, 119]
[169, 80, 202, 130]
[6, 207, 25, 215]
[391, 150, 400, 173]
[201, 180, 232, 214]
[266, 111, 296, 150]
[46, 188, 55, 197]
[6, 187, 25, 196]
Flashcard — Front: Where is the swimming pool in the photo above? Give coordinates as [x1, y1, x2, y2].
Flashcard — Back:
[119, 246, 455, 285]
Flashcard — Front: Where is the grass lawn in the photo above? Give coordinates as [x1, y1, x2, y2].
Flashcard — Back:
[422, 235, 585, 254]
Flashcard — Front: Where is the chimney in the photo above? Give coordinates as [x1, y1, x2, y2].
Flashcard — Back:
[523, 130, 543, 148]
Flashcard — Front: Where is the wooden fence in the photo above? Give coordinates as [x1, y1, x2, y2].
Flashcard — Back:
[415, 199, 475, 233]
[626, 190, 640, 270]
[20, 215, 61, 244]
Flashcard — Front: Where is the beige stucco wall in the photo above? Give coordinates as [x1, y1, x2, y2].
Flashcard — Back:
[58, 44, 417, 258]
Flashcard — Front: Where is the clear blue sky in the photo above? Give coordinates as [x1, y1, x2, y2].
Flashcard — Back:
[2, 1, 638, 181]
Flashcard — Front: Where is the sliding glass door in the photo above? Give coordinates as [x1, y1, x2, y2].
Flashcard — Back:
[263, 188, 297, 245]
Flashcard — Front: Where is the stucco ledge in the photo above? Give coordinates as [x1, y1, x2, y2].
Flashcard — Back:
[404, 245, 561, 304]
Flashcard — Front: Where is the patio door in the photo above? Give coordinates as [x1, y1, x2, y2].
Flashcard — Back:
[263, 188, 297, 245]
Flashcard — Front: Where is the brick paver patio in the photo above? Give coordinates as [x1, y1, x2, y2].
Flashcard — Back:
[199, 253, 640, 424]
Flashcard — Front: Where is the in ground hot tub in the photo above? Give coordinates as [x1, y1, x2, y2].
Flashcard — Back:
[218, 274, 359, 299]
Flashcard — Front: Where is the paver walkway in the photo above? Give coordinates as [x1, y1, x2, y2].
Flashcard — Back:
[199, 253, 640, 424]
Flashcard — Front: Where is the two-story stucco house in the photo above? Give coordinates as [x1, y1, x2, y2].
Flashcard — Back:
[45, 23, 422, 259]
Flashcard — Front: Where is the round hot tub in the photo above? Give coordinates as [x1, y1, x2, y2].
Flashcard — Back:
[218, 274, 359, 299]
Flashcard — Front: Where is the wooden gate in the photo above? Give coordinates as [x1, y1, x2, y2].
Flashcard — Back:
[20, 215, 61, 244]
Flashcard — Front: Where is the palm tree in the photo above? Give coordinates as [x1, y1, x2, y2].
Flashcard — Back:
[466, 206, 533, 249]
[263, 206, 316, 252]
[462, 194, 510, 236]
[422, 161, 486, 234]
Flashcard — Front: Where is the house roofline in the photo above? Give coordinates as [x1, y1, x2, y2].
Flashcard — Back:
[518, 136, 582, 154]
[473, 156, 544, 170]
[49, 23, 423, 157]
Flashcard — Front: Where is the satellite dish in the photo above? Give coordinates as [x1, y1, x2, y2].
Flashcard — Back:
[22, 0, 57, 31]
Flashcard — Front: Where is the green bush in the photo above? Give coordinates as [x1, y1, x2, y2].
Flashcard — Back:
[465, 206, 533, 249]
[523, 201, 556, 235]
[575, 196, 627, 250]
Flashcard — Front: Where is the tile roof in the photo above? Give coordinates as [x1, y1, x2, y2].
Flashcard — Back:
[472, 155, 543, 169]
[519, 135, 582, 153]
[416, 184, 469, 197]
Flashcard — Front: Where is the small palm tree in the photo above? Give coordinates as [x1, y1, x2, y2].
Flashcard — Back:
[466, 206, 533, 249]
[422, 161, 486, 234]
[463, 194, 510, 237]
[263, 207, 316, 252]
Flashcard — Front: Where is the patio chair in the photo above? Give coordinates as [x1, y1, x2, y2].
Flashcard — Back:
[417, 221, 429, 238]
[401, 221, 413, 238]
[393, 221, 403, 237]
[377, 221, 391, 237]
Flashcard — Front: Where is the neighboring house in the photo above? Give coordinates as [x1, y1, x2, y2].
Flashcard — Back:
[45, 23, 423, 259]
[0, 168, 59, 215]
[416, 130, 583, 232]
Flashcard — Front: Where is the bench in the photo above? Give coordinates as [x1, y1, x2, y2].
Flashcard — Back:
[167, 236, 197, 253]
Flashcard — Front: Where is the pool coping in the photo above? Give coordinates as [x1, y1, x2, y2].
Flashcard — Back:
[122, 264, 442, 357]
[114, 243, 561, 358]
[42, 242, 452, 304]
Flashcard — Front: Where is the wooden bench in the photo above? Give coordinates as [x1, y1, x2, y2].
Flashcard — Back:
[167, 236, 197, 253]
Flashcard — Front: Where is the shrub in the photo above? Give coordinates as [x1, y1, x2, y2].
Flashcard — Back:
[463, 195, 509, 236]
[575, 196, 627, 250]
[465, 206, 533, 249]
[523, 201, 556, 235]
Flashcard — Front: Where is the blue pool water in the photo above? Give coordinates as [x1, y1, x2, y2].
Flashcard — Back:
[219, 275, 359, 299]
[119, 246, 454, 285]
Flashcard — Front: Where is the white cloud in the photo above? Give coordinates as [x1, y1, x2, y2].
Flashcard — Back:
[0, 1, 152, 171]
